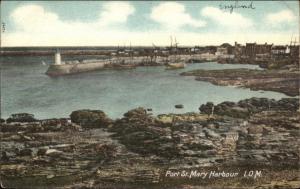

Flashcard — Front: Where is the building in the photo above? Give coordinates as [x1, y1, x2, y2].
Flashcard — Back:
[215, 47, 228, 56]
[220, 43, 234, 54]
[216, 43, 235, 61]
[245, 42, 273, 59]
[234, 42, 242, 56]
[271, 45, 289, 60]
[289, 45, 299, 64]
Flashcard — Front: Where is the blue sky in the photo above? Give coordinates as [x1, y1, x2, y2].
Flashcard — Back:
[1, 1, 299, 46]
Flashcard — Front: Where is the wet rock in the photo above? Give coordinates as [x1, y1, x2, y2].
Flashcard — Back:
[181, 68, 300, 96]
[2, 99, 299, 188]
[157, 114, 173, 124]
[203, 128, 221, 138]
[46, 174, 55, 179]
[70, 109, 112, 128]
[3, 134, 22, 141]
[45, 149, 63, 157]
[94, 144, 118, 160]
[0, 124, 24, 133]
[123, 107, 147, 118]
[277, 98, 299, 111]
[157, 113, 209, 124]
[42, 119, 81, 132]
[175, 104, 184, 109]
[110, 108, 176, 158]
[213, 102, 248, 118]
[49, 144, 76, 153]
[247, 125, 264, 134]
[1, 151, 9, 161]
[199, 98, 299, 118]
[199, 102, 214, 115]
[18, 148, 33, 156]
[1, 120, 80, 133]
[37, 148, 48, 156]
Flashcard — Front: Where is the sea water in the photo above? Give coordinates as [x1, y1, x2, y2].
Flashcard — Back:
[1, 55, 287, 119]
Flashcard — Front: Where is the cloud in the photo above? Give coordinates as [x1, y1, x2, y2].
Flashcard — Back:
[265, 9, 296, 26]
[150, 2, 206, 30]
[3, 3, 297, 46]
[11, 5, 60, 32]
[98, 2, 135, 26]
[6, 3, 136, 46]
[201, 6, 253, 29]
[10, 2, 135, 33]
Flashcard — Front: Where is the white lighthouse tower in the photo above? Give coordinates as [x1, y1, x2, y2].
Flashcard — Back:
[54, 49, 62, 65]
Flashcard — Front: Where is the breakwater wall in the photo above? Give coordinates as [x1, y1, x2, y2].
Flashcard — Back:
[45, 54, 217, 76]
[107, 54, 217, 64]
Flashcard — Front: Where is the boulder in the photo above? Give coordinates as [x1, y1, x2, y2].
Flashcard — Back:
[175, 104, 184, 109]
[123, 107, 147, 118]
[70, 109, 112, 128]
[247, 125, 264, 134]
[45, 149, 63, 157]
[37, 148, 48, 156]
[222, 107, 249, 118]
[199, 102, 214, 114]
[94, 144, 117, 160]
[18, 148, 33, 156]
[6, 113, 37, 123]
[0, 118, 5, 123]
[199, 98, 299, 119]
[277, 98, 299, 111]
[110, 108, 177, 158]
[1, 151, 9, 161]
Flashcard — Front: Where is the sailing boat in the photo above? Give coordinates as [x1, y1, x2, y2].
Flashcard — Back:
[41, 61, 47, 66]
[165, 36, 185, 70]
[109, 42, 136, 69]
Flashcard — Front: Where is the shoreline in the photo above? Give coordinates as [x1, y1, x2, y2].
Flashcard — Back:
[1, 97, 299, 188]
[181, 68, 300, 97]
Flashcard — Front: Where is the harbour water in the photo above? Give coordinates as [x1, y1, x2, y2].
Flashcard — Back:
[1, 55, 288, 119]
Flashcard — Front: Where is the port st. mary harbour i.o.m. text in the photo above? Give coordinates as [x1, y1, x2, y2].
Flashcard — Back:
[165, 170, 262, 179]
[0, 1, 299, 189]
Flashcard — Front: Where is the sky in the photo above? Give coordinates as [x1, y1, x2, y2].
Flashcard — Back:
[1, 1, 299, 47]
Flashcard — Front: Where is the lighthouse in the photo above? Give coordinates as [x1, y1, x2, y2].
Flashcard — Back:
[54, 49, 62, 65]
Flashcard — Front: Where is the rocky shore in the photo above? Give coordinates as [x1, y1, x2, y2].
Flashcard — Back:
[181, 68, 300, 96]
[1, 97, 299, 188]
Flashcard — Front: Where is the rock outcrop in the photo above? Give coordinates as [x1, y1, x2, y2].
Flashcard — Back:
[70, 109, 112, 128]
[181, 69, 300, 96]
[199, 98, 299, 118]
[110, 107, 176, 158]
[1, 98, 299, 188]
[6, 113, 37, 123]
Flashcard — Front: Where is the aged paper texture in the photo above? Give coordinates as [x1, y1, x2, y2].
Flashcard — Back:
[1, 1, 299, 188]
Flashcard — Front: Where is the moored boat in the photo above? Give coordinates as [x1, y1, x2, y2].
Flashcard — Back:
[165, 62, 186, 70]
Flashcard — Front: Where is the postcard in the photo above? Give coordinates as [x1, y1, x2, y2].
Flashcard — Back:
[0, 1, 299, 188]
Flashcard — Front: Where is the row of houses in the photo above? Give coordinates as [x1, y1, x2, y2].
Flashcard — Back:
[216, 42, 299, 64]
[108, 41, 299, 66]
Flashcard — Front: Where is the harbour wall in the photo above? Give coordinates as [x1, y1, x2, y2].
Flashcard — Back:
[46, 62, 107, 76]
[45, 54, 217, 76]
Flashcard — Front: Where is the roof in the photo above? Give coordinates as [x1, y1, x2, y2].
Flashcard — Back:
[220, 43, 232, 48]
[272, 46, 286, 50]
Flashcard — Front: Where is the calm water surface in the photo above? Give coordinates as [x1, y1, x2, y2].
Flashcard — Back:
[1, 56, 288, 119]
